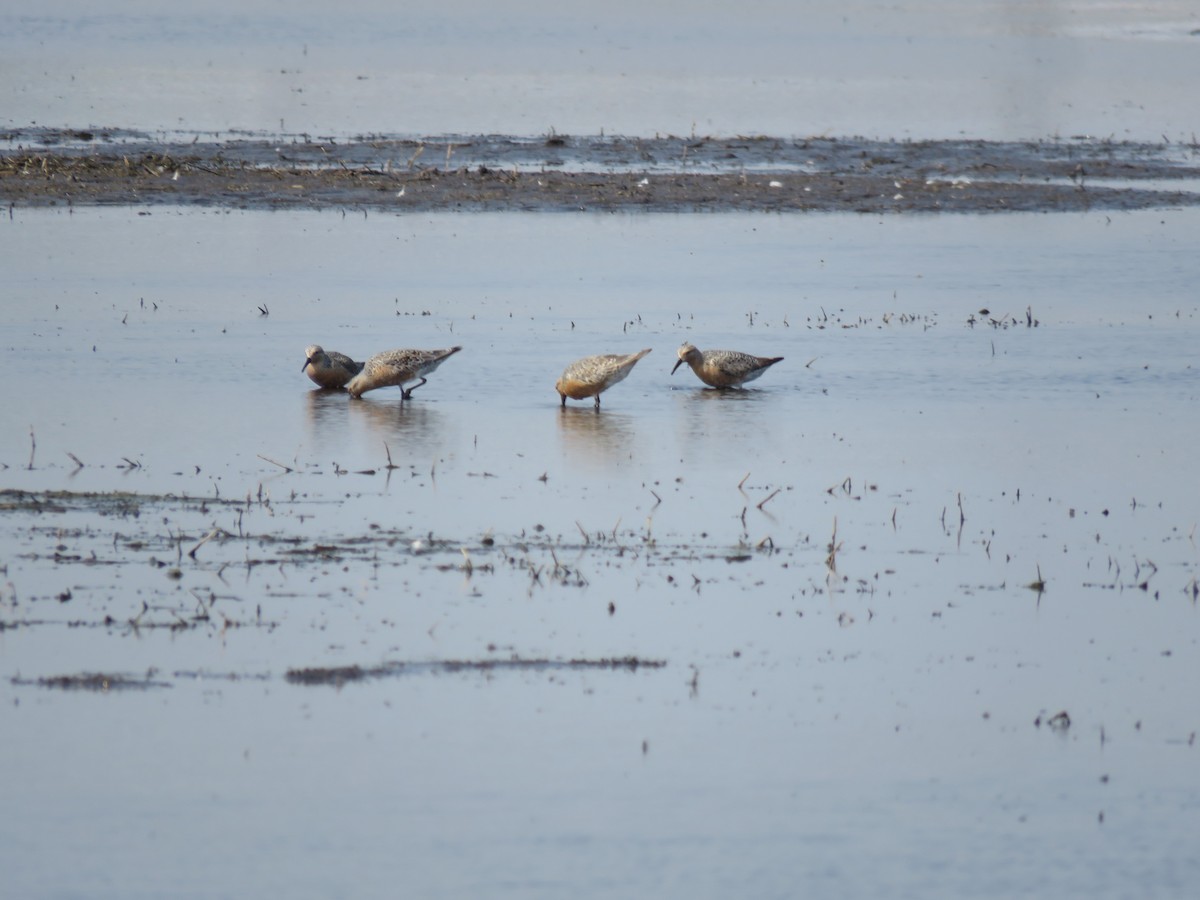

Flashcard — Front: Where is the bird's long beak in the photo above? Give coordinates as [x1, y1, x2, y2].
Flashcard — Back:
[670, 358, 684, 375]
[302, 357, 314, 371]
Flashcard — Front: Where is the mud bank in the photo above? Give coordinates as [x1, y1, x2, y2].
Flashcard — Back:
[3, 130, 1199, 213]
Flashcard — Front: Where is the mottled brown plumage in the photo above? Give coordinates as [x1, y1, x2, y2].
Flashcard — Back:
[670, 342, 783, 388]
[555, 348, 652, 408]
[346, 346, 463, 400]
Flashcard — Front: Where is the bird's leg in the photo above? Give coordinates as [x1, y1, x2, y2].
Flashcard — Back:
[400, 377, 428, 400]
[593, 395, 601, 409]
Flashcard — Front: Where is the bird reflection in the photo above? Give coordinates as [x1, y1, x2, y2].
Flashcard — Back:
[671, 386, 774, 464]
[347, 395, 448, 455]
[305, 389, 450, 458]
[683, 385, 770, 402]
[556, 405, 640, 467]
[304, 388, 354, 433]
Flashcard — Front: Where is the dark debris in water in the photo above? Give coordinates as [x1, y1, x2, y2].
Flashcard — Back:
[285, 656, 666, 686]
[13, 670, 171, 691]
[0, 488, 250, 517]
[8, 659, 664, 690]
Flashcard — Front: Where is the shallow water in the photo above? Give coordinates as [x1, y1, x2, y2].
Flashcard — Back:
[3, 1, 1199, 141]
[1, 206, 1198, 898]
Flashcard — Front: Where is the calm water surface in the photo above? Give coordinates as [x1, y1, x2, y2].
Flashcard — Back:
[5, 3, 1200, 897]
[1, 207, 1198, 898]
[3, 0, 1198, 140]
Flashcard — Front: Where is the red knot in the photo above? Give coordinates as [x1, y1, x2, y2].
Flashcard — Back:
[671, 342, 783, 388]
[555, 348, 652, 408]
[302, 345, 364, 390]
[346, 346, 463, 400]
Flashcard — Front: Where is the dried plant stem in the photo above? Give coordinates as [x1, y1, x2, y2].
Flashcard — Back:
[257, 454, 294, 473]
[757, 488, 781, 510]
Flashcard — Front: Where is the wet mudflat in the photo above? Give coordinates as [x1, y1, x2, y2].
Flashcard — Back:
[1, 206, 1198, 898]
[4, 130, 1200, 213]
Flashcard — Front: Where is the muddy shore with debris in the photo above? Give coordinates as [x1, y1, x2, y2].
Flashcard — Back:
[3, 130, 1199, 213]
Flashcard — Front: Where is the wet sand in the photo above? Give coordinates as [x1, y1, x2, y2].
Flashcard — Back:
[4, 130, 1200, 213]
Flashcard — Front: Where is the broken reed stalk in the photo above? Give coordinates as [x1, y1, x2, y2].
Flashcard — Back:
[1027, 564, 1047, 593]
[826, 516, 840, 573]
[382, 442, 399, 470]
[757, 488, 781, 511]
[189, 528, 220, 559]
[257, 454, 294, 473]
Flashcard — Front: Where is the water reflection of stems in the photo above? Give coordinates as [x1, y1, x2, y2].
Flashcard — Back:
[826, 517, 842, 573]
[383, 442, 400, 470]
[1026, 564, 1046, 596]
[940, 492, 966, 543]
[575, 519, 626, 550]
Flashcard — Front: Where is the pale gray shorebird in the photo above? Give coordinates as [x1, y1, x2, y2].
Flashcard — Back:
[671, 342, 783, 389]
[346, 346, 463, 400]
[302, 344, 364, 390]
[555, 349, 652, 408]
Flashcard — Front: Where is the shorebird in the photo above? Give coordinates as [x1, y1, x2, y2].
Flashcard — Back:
[671, 342, 783, 388]
[302, 344, 363, 389]
[555, 349, 652, 409]
[346, 346, 463, 400]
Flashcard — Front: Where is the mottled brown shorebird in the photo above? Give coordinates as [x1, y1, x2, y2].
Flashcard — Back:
[346, 346, 463, 400]
[555, 348, 652, 408]
[671, 342, 783, 388]
[302, 345, 364, 390]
